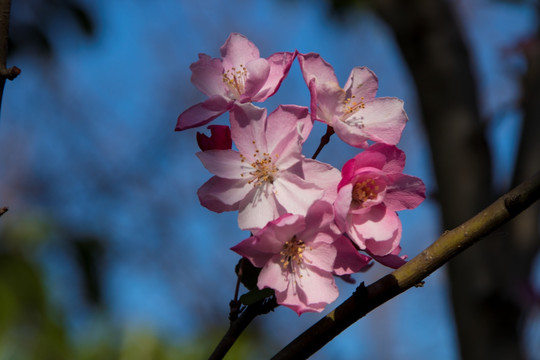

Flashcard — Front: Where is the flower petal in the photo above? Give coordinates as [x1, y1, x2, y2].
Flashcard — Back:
[273, 172, 324, 217]
[346, 97, 408, 145]
[384, 173, 426, 211]
[190, 53, 227, 97]
[332, 236, 372, 275]
[220, 33, 261, 70]
[343, 66, 379, 101]
[230, 104, 268, 159]
[197, 176, 250, 212]
[196, 149, 244, 179]
[252, 51, 297, 102]
[298, 53, 339, 90]
[175, 96, 232, 131]
[237, 186, 282, 230]
[240, 58, 270, 101]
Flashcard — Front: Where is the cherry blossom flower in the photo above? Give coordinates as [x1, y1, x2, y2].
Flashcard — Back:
[298, 53, 408, 148]
[334, 144, 425, 256]
[197, 104, 340, 230]
[176, 33, 296, 131]
[231, 200, 370, 315]
[196, 125, 232, 151]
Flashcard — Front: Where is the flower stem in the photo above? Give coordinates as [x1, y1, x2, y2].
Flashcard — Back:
[311, 125, 334, 160]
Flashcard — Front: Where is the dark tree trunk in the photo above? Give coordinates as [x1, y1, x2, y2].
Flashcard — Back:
[370, 0, 529, 358]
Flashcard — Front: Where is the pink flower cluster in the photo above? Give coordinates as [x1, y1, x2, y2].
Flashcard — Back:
[176, 33, 425, 315]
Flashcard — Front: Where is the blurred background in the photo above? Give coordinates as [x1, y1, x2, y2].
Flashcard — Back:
[0, 0, 539, 359]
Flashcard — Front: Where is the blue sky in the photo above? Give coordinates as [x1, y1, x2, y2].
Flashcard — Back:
[0, 0, 538, 358]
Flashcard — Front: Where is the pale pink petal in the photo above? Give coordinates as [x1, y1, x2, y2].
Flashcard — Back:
[332, 118, 369, 148]
[301, 159, 341, 203]
[345, 97, 407, 145]
[295, 265, 339, 308]
[237, 187, 282, 230]
[175, 96, 233, 131]
[300, 200, 339, 241]
[334, 183, 354, 232]
[343, 66, 379, 101]
[229, 104, 268, 158]
[258, 258, 289, 292]
[275, 281, 326, 315]
[196, 149, 244, 179]
[190, 53, 227, 97]
[303, 242, 337, 273]
[384, 174, 426, 211]
[273, 172, 324, 216]
[240, 58, 270, 101]
[298, 53, 339, 90]
[252, 51, 297, 102]
[197, 176, 250, 212]
[312, 82, 344, 125]
[332, 236, 372, 275]
[265, 105, 312, 155]
[220, 33, 260, 69]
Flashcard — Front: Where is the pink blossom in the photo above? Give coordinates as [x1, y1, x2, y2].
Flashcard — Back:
[334, 143, 425, 256]
[176, 33, 296, 131]
[298, 53, 407, 148]
[231, 200, 369, 315]
[196, 125, 232, 151]
[197, 104, 340, 230]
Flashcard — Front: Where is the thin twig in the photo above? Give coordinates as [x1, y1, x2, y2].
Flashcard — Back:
[311, 125, 334, 160]
[209, 296, 278, 360]
[271, 170, 540, 359]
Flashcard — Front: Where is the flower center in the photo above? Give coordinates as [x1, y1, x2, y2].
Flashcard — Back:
[341, 95, 366, 128]
[280, 236, 307, 271]
[239, 144, 279, 187]
[222, 64, 248, 99]
[352, 178, 379, 205]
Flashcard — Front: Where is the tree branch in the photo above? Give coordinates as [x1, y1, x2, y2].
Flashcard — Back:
[272, 170, 540, 360]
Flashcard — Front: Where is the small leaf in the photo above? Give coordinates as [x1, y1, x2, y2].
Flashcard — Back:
[234, 258, 261, 290]
[239, 288, 275, 306]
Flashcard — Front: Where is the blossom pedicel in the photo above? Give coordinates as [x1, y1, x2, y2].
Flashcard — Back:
[177, 33, 425, 314]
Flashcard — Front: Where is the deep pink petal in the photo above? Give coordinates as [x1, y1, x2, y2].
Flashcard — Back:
[332, 236, 372, 275]
[231, 236, 275, 268]
[343, 66, 379, 100]
[368, 245, 408, 269]
[197, 176, 250, 212]
[240, 58, 270, 101]
[274, 280, 326, 315]
[220, 33, 260, 69]
[367, 143, 406, 173]
[252, 51, 297, 102]
[197, 125, 232, 151]
[190, 53, 227, 97]
[196, 149, 244, 179]
[175, 96, 233, 131]
[300, 200, 339, 241]
[349, 206, 402, 256]
[384, 174, 426, 211]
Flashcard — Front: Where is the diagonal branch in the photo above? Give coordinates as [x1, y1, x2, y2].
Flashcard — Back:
[272, 170, 540, 360]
